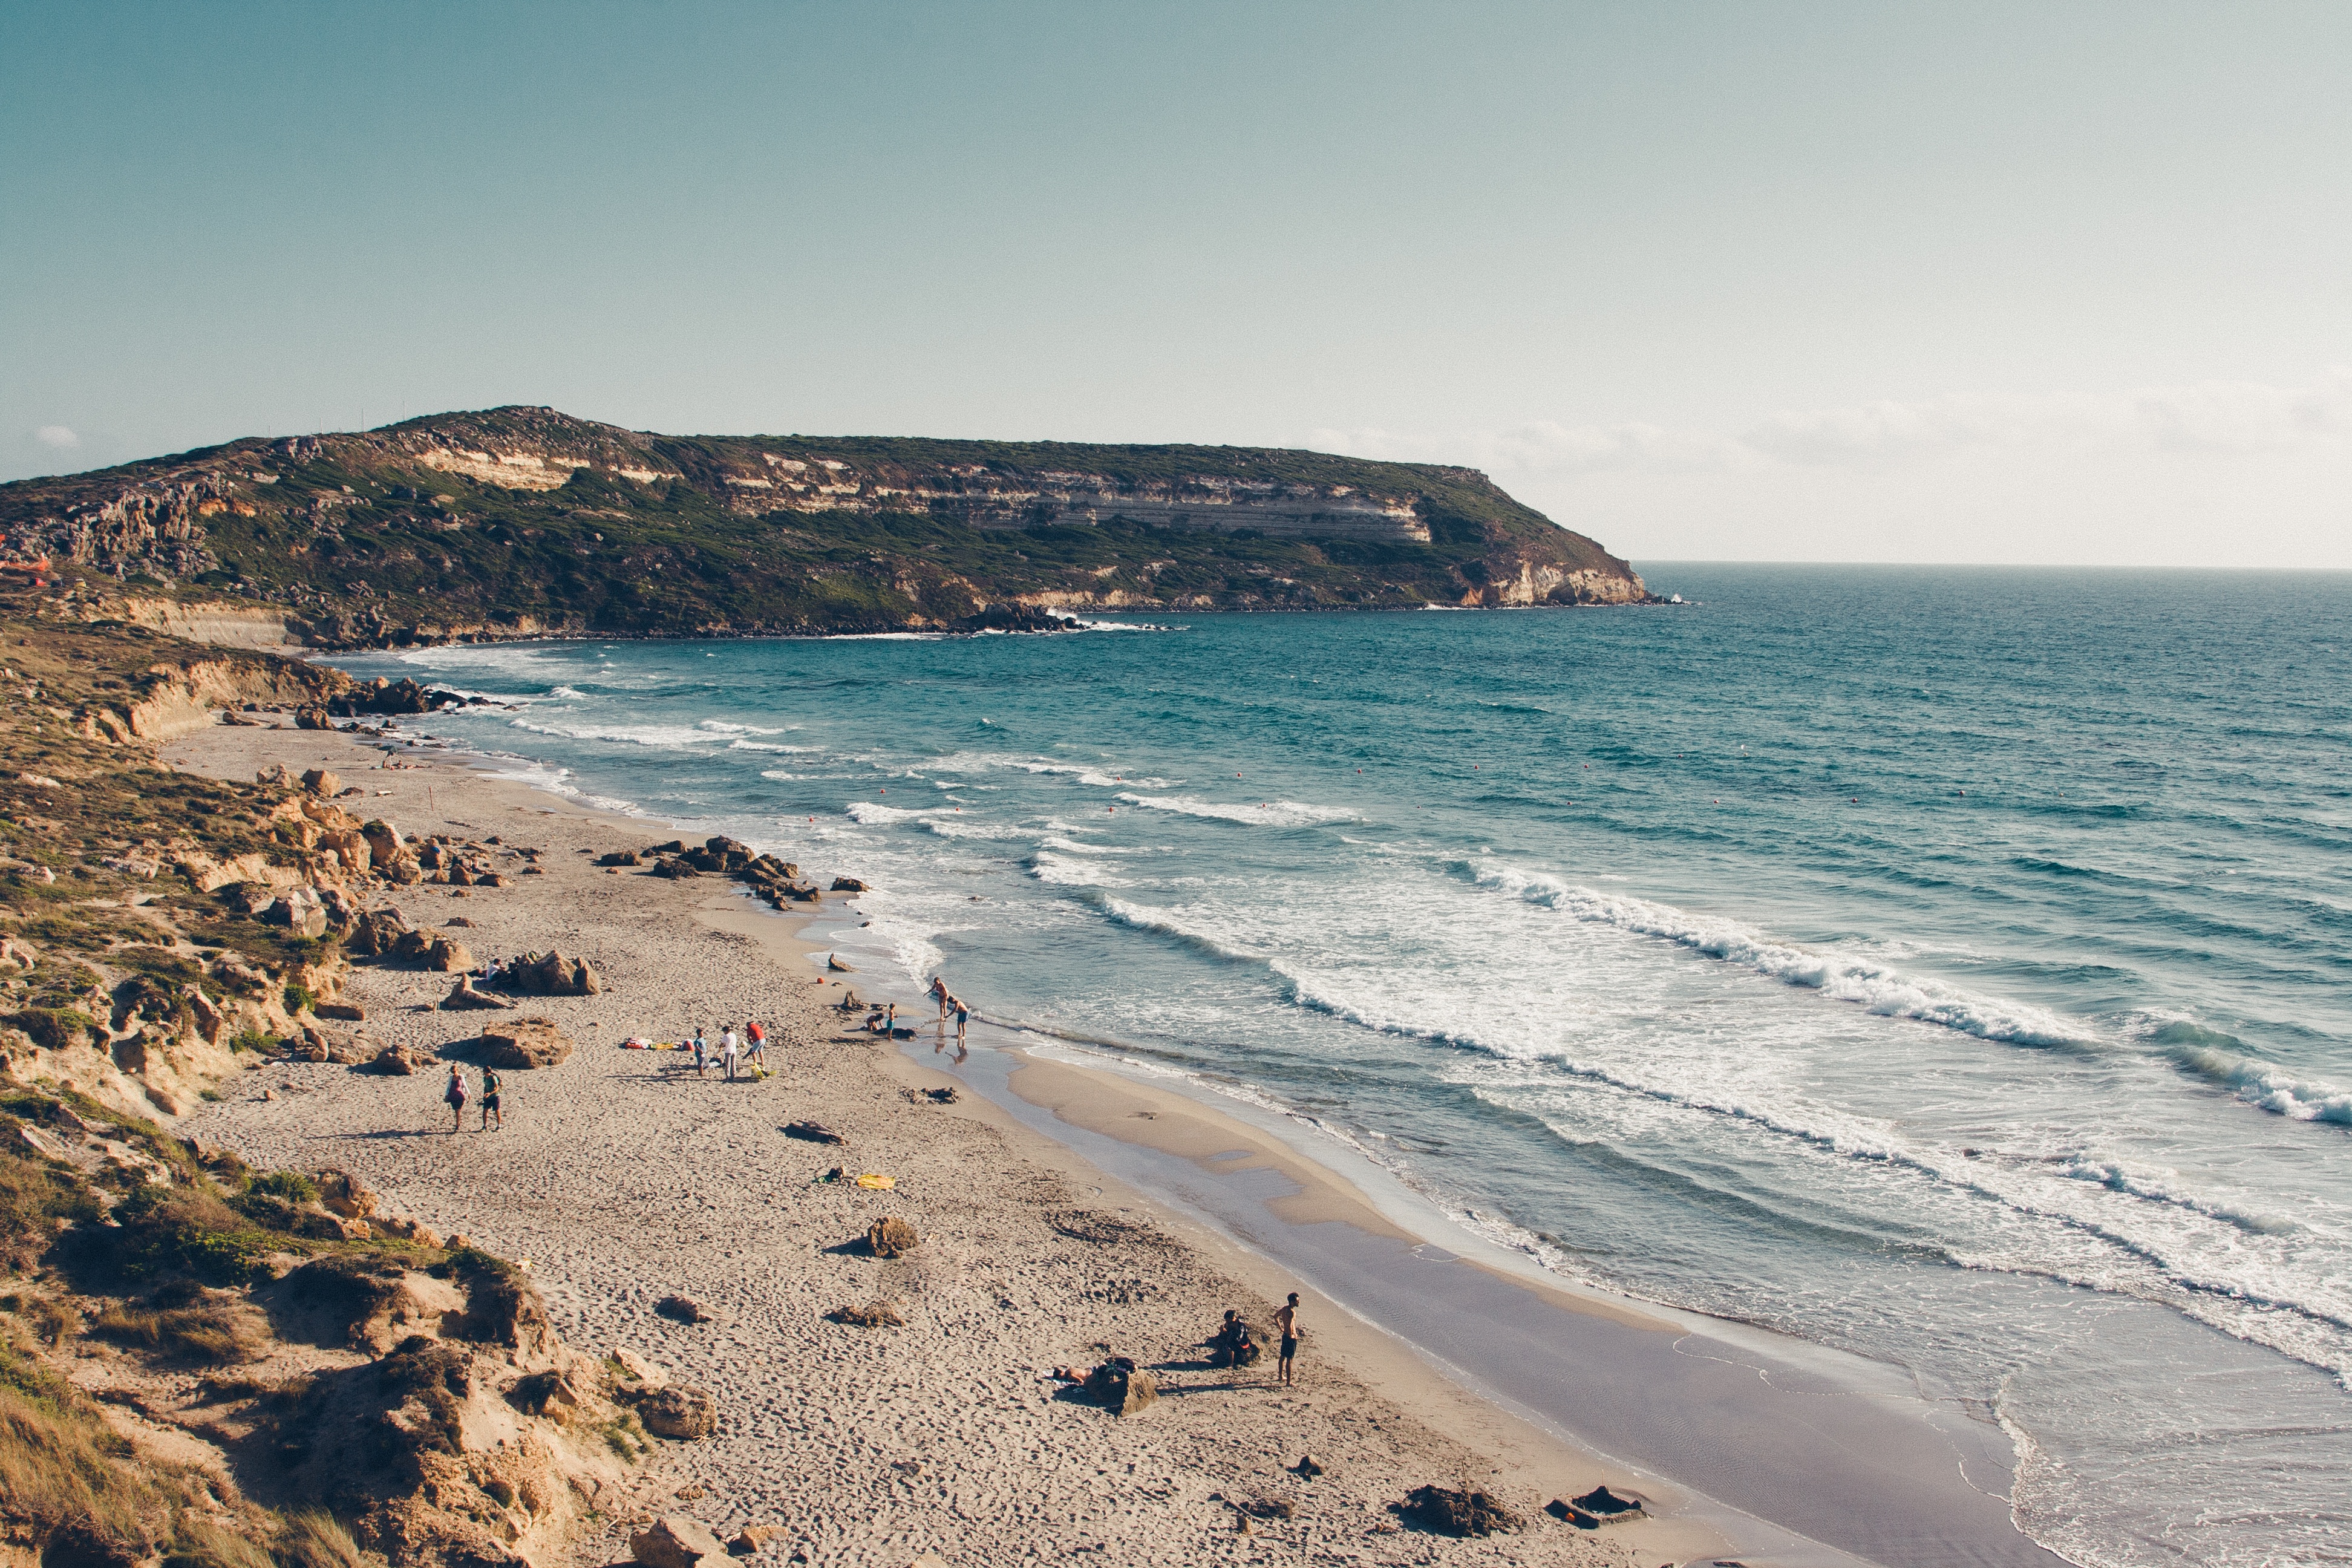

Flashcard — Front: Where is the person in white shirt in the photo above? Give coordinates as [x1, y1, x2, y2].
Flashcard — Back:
[720, 1025, 742, 1082]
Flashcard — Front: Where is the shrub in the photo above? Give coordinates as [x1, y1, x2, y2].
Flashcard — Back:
[247, 1170, 319, 1204]
[4, 1008, 91, 1050]
[283, 984, 314, 1016]
[99, 1185, 278, 1287]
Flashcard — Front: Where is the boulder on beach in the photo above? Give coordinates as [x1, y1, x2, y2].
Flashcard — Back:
[300, 767, 340, 797]
[655, 1295, 711, 1324]
[630, 1515, 728, 1568]
[826, 1301, 904, 1328]
[651, 857, 700, 880]
[1549, 1486, 1647, 1528]
[1394, 1485, 1522, 1538]
[365, 1042, 436, 1076]
[596, 850, 641, 867]
[510, 950, 602, 995]
[477, 1017, 573, 1068]
[830, 876, 869, 892]
[864, 1216, 920, 1258]
[630, 1383, 717, 1440]
[315, 1168, 377, 1219]
[826, 955, 855, 972]
[441, 976, 513, 1011]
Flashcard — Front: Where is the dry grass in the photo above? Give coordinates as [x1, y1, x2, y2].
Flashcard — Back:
[0, 1382, 154, 1541]
[165, 1521, 278, 1568]
[277, 1511, 365, 1568]
[90, 1296, 264, 1363]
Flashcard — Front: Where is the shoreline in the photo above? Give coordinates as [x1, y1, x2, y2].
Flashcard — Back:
[282, 719, 2063, 1567]
[162, 719, 1700, 1566]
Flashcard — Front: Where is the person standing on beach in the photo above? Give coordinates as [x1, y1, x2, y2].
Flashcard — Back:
[1275, 1292, 1301, 1385]
[952, 995, 970, 1058]
[691, 1028, 708, 1079]
[444, 1064, 468, 1132]
[480, 1065, 503, 1131]
[721, 1025, 742, 1082]
[742, 1020, 766, 1075]
[930, 977, 950, 1050]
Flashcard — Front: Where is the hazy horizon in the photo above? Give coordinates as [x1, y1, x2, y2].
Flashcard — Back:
[7, 2, 2348, 569]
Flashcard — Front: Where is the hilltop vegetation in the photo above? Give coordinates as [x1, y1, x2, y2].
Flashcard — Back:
[0, 408, 1651, 647]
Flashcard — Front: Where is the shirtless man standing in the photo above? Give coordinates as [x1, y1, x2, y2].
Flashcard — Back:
[1275, 1292, 1301, 1385]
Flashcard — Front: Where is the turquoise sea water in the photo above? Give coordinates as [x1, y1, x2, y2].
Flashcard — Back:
[340, 566, 2352, 1567]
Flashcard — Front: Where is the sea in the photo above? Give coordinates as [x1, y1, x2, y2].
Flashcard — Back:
[333, 566, 2352, 1568]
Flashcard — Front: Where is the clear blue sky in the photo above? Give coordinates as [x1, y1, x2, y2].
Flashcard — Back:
[7, 2, 2349, 565]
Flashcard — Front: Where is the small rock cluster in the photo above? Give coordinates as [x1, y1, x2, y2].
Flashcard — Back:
[623, 835, 838, 907]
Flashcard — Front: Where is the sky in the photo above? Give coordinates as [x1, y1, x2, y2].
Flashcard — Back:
[5, 1, 2349, 567]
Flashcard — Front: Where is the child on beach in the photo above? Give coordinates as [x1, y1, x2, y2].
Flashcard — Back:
[444, 1064, 468, 1132]
[1275, 1292, 1300, 1385]
[480, 1065, 503, 1131]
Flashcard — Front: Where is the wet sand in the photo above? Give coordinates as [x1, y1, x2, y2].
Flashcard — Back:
[165, 721, 1690, 1567]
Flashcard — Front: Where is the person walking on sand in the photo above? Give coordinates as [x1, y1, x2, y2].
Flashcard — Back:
[691, 1027, 708, 1079]
[480, 1065, 503, 1131]
[1275, 1292, 1301, 1385]
[444, 1063, 468, 1132]
[721, 1025, 742, 1082]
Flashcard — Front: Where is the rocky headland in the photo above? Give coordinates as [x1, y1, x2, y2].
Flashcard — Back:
[0, 408, 1656, 650]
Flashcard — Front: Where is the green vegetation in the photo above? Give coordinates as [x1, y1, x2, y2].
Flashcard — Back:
[0, 406, 1651, 644]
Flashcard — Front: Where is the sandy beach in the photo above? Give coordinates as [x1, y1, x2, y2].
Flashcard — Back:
[162, 720, 1705, 1568]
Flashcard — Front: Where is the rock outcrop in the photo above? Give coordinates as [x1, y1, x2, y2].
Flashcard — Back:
[477, 1018, 572, 1069]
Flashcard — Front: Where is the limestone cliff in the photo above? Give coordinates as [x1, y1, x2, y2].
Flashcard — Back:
[1, 407, 1656, 647]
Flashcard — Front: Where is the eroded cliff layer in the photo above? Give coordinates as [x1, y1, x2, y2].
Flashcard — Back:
[1, 407, 1654, 645]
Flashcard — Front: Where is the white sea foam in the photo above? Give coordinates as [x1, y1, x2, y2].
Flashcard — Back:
[1471, 859, 2086, 1047]
[1030, 852, 1132, 888]
[1038, 835, 1122, 855]
[920, 818, 1033, 841]
[1116, 792, 1359, 828]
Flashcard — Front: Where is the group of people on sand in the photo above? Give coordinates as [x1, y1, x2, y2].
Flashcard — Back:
[686, 1021, 767, 1081]
[1208, 1295, 1302, 1383]
[443, 1063, 503, 1132]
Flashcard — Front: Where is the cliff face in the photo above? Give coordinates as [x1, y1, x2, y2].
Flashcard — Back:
[0, 407, 1653, 645]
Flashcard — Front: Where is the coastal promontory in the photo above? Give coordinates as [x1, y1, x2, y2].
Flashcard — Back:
[0, 407, 1653, 647]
